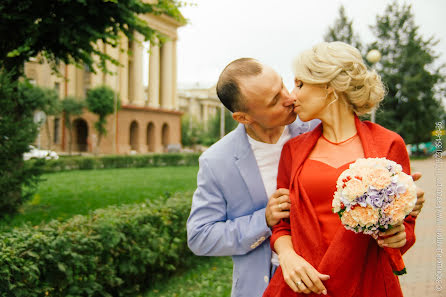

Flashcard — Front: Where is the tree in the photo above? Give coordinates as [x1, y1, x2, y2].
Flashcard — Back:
[62, 97, 85, 155]
[86, 85, 120, 154]
[39, 87, 61, 150]
[324, 5, 363, 52]
[0, 0, 184, 215]
[369, 1, 446, 144]
[0, 76, 46, 214]
[202, 109, 238, 146]
[181, 116, 204, 147]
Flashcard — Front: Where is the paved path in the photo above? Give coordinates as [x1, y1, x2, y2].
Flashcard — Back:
[399, 158, 445, 297]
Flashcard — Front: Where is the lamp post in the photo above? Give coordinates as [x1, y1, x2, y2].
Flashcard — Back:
[366, 49, 381, 123]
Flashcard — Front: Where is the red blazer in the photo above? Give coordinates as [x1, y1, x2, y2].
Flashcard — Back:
[263, 117, 416, 297]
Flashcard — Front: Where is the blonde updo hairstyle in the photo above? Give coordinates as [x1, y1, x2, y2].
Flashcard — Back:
[293, 41, 385, 115]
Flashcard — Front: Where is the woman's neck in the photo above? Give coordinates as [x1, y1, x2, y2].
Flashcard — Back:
[319, 98, 357, 143]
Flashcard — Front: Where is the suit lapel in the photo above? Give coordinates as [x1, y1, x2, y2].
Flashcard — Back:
[233, 124, 268, 205]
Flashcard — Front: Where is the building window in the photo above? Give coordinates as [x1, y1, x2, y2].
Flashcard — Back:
[53, 118, 60, 144]
[54, 82, 60, 94]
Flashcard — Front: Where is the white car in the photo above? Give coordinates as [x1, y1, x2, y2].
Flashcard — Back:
[23, 145, 59, 161]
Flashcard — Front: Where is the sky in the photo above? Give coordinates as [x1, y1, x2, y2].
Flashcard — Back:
[175, 0, 446, 91]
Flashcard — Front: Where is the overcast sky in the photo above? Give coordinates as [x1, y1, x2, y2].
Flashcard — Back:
[175, 0, 446, 91]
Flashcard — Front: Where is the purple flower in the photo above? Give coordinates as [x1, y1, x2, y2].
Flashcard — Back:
[366, 187, 385, 208]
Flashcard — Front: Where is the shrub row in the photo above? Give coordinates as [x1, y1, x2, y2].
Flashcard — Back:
[0, 194, 194, 297]
[37, 153, 200, 173]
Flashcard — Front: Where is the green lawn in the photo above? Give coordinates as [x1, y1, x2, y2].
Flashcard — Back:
[0, 165, 235, 295]
[145, 256, 233, 297]
[0, 166, 198, 229]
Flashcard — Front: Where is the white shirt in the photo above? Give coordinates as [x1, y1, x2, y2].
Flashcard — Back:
[247, 126, 291, 266]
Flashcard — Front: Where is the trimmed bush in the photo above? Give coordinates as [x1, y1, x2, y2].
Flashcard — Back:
[0, 193, 194, 297]
[36, 153, 200, 173]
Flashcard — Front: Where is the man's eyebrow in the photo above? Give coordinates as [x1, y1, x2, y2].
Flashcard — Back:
[268, 78, 283, 106]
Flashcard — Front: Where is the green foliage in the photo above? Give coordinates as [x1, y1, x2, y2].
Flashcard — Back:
[181, 110, 238, 147]
[324, 5, 363, 52]
[325, 2, 446, 144]
[0, 72, 46, 216]
[202, 109, 238, 146]
[1, 166, 198, 230]
[0, 0, 185, 75]
[86, 85, 120, 152]
[369, 1, 446, 143]
[37, 153, 200, 173]
[181, 116, 204, 146]
[0, 193, 194, 297]
[145, 256, 233, 297]
[62, 97, 85, 154]
[0, 0, 184, 215]
[62, 97, 85, 130]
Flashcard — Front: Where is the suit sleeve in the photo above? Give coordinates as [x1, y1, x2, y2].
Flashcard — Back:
[187, 157, 272, 256]
[270, 142, 293, 252]
[387, 135, 416, 255]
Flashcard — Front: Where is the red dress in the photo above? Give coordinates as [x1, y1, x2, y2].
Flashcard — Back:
[263, 117, 416, 297]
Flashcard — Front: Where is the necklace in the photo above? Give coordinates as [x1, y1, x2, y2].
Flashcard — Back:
[321, 133, 358, 145]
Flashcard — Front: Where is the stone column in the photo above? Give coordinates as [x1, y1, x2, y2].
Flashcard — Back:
[148, 40, 160, 108]
[120, 35, 129, 105]
[171, 40, 178, 109]
[130, 33, 145, 105]
[160, 40, 173, 109]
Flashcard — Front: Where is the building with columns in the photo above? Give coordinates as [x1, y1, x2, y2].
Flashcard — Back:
[178, 84, 224, 130]
[26, 12, 184, 154]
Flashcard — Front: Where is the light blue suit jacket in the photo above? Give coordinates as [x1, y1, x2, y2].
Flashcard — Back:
[187, 119, 318, 297]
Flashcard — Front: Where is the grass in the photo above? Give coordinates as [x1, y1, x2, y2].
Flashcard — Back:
[0, 166, 198, 229]
[145, 256, 233, 297]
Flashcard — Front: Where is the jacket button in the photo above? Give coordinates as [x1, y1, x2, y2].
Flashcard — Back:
[264, 275, 269, 283]
[250, 244, 256, 249]
[260, 236, 266, 241]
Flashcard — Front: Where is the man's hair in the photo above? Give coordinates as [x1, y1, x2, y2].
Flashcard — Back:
[216, 58, 263, 112]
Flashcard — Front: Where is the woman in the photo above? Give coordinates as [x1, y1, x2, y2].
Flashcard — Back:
[263, 42, 416, 297]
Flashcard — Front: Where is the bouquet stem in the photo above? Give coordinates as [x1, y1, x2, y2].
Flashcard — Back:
[384, 247, 406, 275]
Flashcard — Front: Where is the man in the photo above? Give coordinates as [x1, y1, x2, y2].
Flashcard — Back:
[186, 58, 425, 297]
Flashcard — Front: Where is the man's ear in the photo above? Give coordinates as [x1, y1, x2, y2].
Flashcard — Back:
[232, 111, 252, 125]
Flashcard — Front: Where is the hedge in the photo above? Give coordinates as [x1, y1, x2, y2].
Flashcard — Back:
[35, 153, 200, 173]
[0, 193, 194, 297]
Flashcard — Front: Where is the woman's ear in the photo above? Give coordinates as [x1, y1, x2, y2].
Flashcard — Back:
[232, 111, 252, 125]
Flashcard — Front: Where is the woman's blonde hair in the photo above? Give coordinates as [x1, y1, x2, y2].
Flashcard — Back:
[293, 41, 385, 115]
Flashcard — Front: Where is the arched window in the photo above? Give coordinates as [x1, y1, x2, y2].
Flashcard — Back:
[162, 123, 169, 150]
[73, 118, 88, 152]
[146, 122, 155, 152]
[129, 121, 139, 151]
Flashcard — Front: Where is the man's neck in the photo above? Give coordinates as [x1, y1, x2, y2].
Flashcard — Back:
[245, 124, 285, 144]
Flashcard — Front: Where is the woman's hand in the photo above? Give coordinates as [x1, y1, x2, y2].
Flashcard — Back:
[275, 236, 330, 295]
[375, 221, 406, 248]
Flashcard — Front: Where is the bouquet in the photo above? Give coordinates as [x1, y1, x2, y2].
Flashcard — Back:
[332, 157, 417, 275]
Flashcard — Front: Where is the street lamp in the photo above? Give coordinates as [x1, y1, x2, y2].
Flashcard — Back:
[366, 49, 381, 123]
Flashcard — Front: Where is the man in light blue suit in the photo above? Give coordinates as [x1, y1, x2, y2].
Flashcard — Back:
[187, 58, 319, 297]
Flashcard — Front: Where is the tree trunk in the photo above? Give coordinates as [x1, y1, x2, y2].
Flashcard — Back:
[46, 118, 52, 150]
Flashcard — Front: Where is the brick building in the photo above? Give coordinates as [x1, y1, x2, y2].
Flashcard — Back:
[26, 12, 184, 154]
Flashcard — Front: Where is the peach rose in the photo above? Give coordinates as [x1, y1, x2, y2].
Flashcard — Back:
[348, 205, 380, 227]
[365, 168, 392, 190]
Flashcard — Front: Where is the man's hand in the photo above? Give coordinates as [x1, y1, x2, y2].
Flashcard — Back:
[410, 172, 425, 217]
[265, 188, 290, 227]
